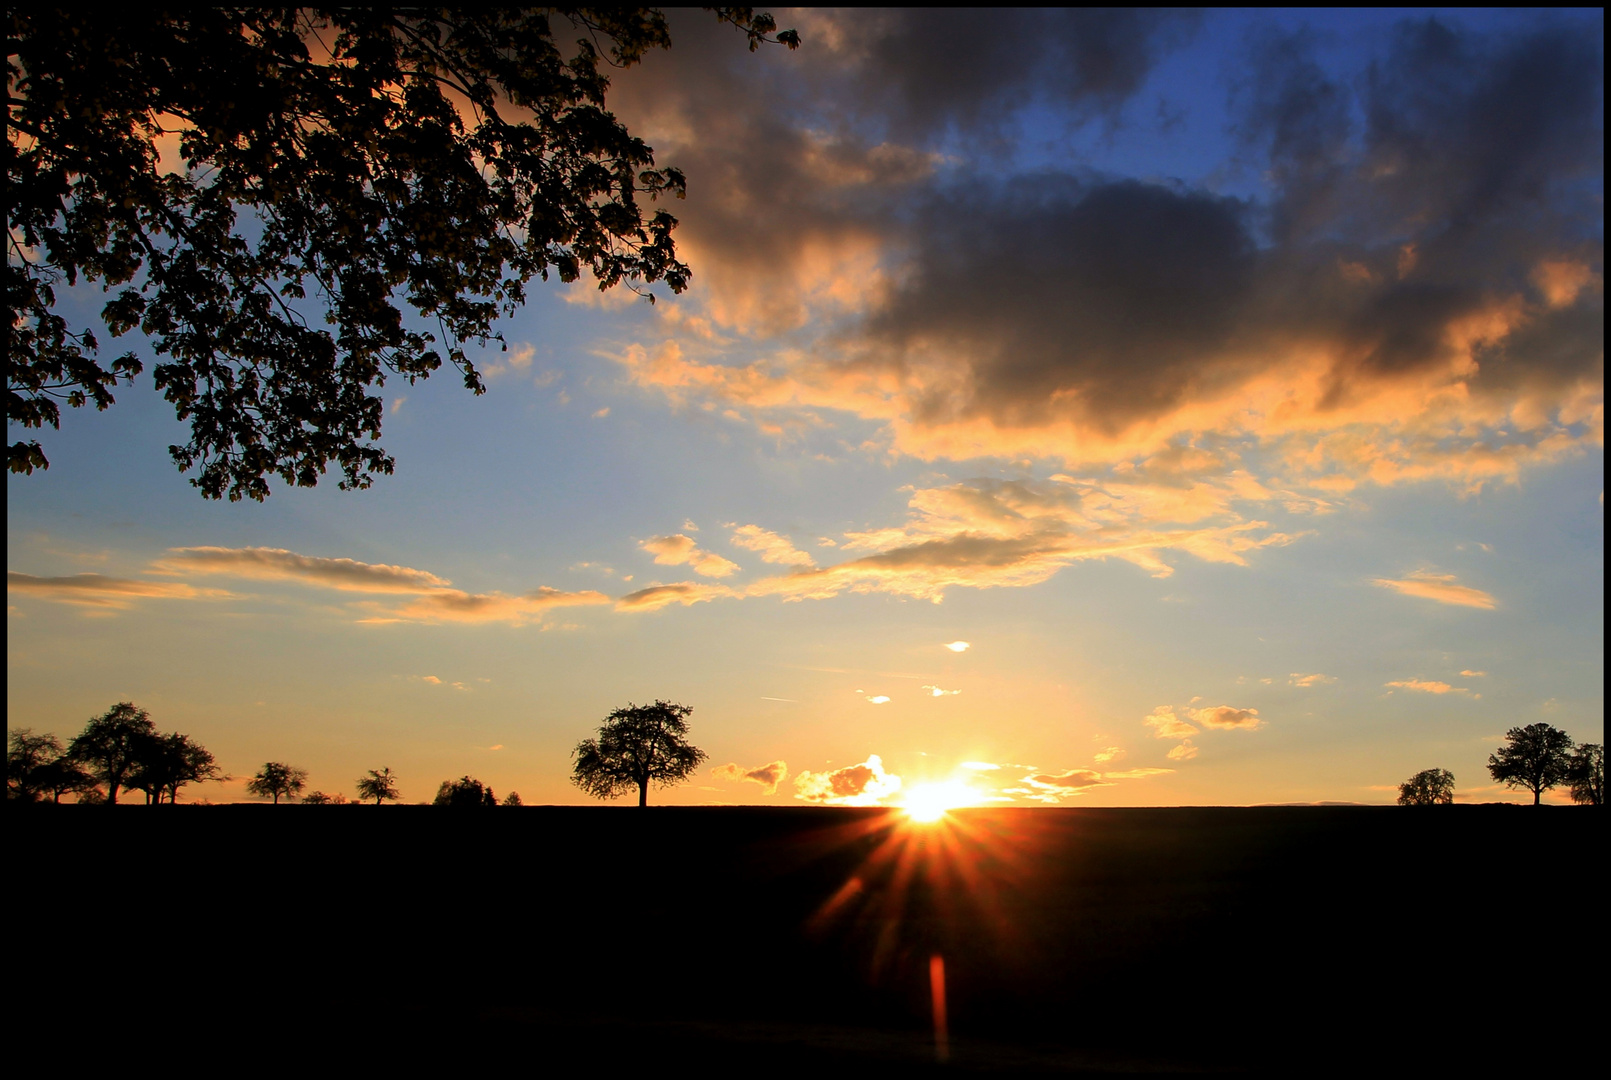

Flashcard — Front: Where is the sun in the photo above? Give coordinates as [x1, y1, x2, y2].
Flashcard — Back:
[902, 780, 976, 823]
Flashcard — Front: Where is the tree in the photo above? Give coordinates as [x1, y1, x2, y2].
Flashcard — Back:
[1487, 724, 1574, 805]
[125, 731, 222, 804]
[502, 790, 523, 806]
[433, 775, 492, 807]
[1564, 743, 1603, 806]
[571, 699, 706, 807]
[247, 761, 308, 804]
[9, 9, 798, 498]
[1397, 768, 1455, 806]
[356, 766, 401, 805]
[66, 702, 157, 804]
[7, 728, 62, 801]
[302, 791, 332, 805]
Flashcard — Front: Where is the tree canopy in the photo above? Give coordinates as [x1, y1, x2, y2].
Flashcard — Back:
[247, 761, 308, 803]
[1487, 724, 1575, 806]
[65, 702, 158, 804]
[433, 775, 495, 807]
[356, 766, 401, 805]
[8, 8, 797, 499]
[571, 699, 706, 807]
[1397, 768, 1455, 806]
[1564, 743, 1603, 806]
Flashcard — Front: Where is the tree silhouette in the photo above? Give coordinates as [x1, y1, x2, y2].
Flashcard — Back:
[125, 731, 222, 804]
[9, 9, 796, 497]
[66, 702, 157, 804]
[247, 762, 308, 804]
[433, 775, 492, 807]
[502, 791, 523, 806]
[1564, 743, 1603, 806]
[571, 700, 706, 807]
[1487, 724, 1574, 805]
[356, 767, 401, 805]
[7, 729, 63, 802]
[1397, 768, 1455, 806]
[303, 791, 332, 805]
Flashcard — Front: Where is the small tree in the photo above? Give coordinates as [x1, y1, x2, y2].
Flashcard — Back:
[1398, 768, 1455, 806]
[571, 700, 706, 808]
[67, 703, 157, 804]
[356, 767, 401, 806]
[303, 791, 332, 805]
[1487, 724, 1574, 805]
[433, 776, 490, 807]
[1564, 744, 1603, 806]
[502, 791, 523, 807]
[247, 762, 308, 804]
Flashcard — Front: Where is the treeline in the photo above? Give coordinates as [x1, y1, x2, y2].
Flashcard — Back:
[1399, 723, 1603, 806]
[6, 702, 522, 806]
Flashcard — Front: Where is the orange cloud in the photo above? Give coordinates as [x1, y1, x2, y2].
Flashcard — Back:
[1143, 705, 1198, 739]
[794, 754, 902, 805]
[639, 534, 741, 578]
[729, 525, 815, 567]
[388, 586, 610, 625]
[156, 546, 450, 593]
[1188, 705, 1262, 730]
[1289, 673, 1337, 687]
[712, 760, 789, 795]
[1167, 742, 1198, 761]
[7, 572, 233, 609]
[614, 581, 739, 612]
[1385, 678, 1475, 697]
[1372, 571, 1497, 609]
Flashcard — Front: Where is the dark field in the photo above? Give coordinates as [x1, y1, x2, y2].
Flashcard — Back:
[13, 806, 1598, 1074]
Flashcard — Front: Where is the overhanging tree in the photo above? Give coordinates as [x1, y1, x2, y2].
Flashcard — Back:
[1487, 723, 1574, 806]
[571, 699, 705, 807]
[8, 8, 797, 498]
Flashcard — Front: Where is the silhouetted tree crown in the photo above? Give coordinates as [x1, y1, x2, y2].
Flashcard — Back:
[501, 790, 523, 806]
[125, 731, 222, 804]
[571, 699, 706, 807]
[433, 775, 494, 807]
[6, 728, 91, 802]
[1487, 724, 1574, 805]
[1565, 743, 1603, 806]
[356, 766, 401, 805]
[66, 702, 157, 805]
[9, 8, 797, 498]
[247, 761, 308, 804]
[1398, 768, 1455, 806]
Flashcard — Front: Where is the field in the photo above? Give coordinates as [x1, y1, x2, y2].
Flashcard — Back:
[13, 806, 1597, 1074]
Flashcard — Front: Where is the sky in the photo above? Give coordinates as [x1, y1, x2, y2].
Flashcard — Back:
[7, 8, 1603, 806]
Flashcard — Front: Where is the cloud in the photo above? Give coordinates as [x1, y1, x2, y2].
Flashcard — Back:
[415, 675, 443, 685]
[944, 641, 971, 652]
[387, 586, 610, 625]
[729, 525, 815, 567]
[1289, 673, 1337, 687]
[712, 760, 789, 795]
[1143, 705, 1198, 739]
[605, 15, 1600, 502]
[1093, 746, 1124, 764]
[921, 685, 961, 697]
[794, 754, 903, 805]
[1372, 571, 1497, 609]
[1167, 742, 1199, 761]
[1102, 768, 1174, 780]
[481, 342, 536, 378]
[864, 695, 891, 705]
[959, 761, 1000, 771]
[614, 581, 739, 612]
[157, 546, 451, 593]
[6, 572, 233, 609]
[1385, 678, 1476, 697]
[639, 534, 741, 578]
[1188, 705, 1263, 730]
[1460, 670, 1487, 677]
[1028, 769, 1107, 789]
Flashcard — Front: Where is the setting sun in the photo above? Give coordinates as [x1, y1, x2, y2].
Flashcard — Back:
[903, 781, 978, 822]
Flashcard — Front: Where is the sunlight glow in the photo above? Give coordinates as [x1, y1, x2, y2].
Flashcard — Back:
[903, 780, 977, 822]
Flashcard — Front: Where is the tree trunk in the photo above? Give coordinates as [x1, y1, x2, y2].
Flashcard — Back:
[1533, 786, 1542, 805]
[638, 779, 648, 807]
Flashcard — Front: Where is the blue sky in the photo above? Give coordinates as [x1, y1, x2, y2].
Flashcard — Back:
[8, 8, 1602, 805]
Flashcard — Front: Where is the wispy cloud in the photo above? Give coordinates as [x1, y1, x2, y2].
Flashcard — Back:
[921, 684, 961, 697]
[1188, 705, 1263, 730]
[1143, 705, 1198, 739]
[7, 572, 233, 609]
[1372, 571, 1497, 609]
[1386, 678, 1476, 697]
[615, 581, 739, 611]
[729, 524, 815, 567]
[1289, 673, 1337, 687]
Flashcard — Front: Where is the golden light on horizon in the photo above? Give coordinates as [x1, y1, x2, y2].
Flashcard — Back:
[903, 780, 979, 822]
